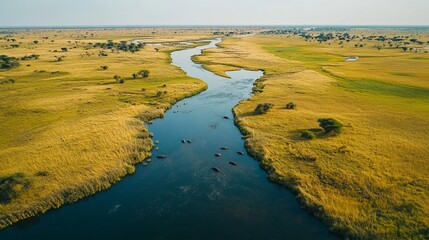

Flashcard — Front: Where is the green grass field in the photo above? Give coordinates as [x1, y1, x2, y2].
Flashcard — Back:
[194, 29, 429, 239]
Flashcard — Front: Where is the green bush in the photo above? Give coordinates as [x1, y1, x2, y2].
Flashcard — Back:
[0, 173, 31, 203]
[318, 118, 343, 134]
[255, 103, 273, 114]
[285, 102, 297, 110]
[138, 69, 150, 78]
[300, 130, 315, 140]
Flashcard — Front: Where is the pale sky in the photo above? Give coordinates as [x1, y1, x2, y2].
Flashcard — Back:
[0, 0, 428, 27]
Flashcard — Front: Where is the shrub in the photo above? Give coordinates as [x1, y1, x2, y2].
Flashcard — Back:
[255, 103, 273, 114]
[285, 102, 296, 110]
[8, 79, 16, 84]
[35, 171, 49, 177]
[0, 173, 31, 203]
[100, 65, 109, 70]
[119, 78, 125, 84]
[138, 69, 150, 78]
[143, 70, 149, 78]
[318, 118, 343, 134]
[300, 130, 315, 140]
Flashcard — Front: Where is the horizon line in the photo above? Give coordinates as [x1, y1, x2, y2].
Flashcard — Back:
[1, 24, 429, 30]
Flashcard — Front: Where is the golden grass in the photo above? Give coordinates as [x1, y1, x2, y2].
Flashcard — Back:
[194, 32, 429, 239]
[0, 28, 212, 228]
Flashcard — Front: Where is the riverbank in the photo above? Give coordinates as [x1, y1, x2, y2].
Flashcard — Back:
[193, 33, 429, 239]
[0, 29, 211, 228]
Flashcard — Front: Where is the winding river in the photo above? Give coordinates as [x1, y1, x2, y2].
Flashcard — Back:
[0, 38, 337, 240]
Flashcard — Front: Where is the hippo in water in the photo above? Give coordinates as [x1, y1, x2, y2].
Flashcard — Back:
[214, 153, 222, 157]
[187, 140, 192, 143]
[157, 155, 167, 159]
[237, 151, 245, 155]
[211, 167, 220, 172]
[181, 139, 186, 143]
[229, 161, 237, 166]
[220, 147, 228, 150]
[223, 116, 229, 120]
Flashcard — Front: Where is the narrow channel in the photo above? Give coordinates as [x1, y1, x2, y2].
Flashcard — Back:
[0, 38, 337, 240]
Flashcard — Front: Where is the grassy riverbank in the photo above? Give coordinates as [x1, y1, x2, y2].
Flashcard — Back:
[194, 31, 429, 239]
[0, 28, 212, 228]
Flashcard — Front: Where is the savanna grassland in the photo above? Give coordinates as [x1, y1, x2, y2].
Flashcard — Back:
[193, 28, 429, 239]
[0, 28, 219, 228]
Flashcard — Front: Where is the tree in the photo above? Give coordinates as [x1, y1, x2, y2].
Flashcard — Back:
[132, 73, 137, 79]
[318, 118, 343, 134]
[61, 47, 68, 52]
[285, 102, 296, 110]
[33, 40, 39, 44]
[254, 103, 273, 114]
[402, 47, 408, 52]
[143, 70, 149, 78]
[101, 65, 109, 70]
[113, 75, 121, 82]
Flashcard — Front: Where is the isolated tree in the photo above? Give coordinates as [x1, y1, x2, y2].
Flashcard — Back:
[318, 118, 343, 134]
[285, 102, 296, 110]
[142, 70, 150, 78]
[33, 40, 39, 44]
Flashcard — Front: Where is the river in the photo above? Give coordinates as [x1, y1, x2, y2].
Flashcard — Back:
[0, 38, 337, 240]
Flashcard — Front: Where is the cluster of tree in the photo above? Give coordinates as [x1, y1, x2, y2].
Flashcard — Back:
[260, 27, 350, 36]
[92, 40, 144, 53]
[0, 55, 20, 69]
[212, 31, 252, 36]
[113, 75, 125, 84]
[20, 54, 39, 60]
[132, 70, 150, 79]
[254, 103, 274, 114]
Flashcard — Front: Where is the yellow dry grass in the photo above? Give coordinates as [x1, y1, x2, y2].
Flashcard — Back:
[0, 28, 212, 228]
[194, 31, 429, 239]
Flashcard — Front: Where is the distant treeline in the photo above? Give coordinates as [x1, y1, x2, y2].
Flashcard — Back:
[88, 40, 144, 53]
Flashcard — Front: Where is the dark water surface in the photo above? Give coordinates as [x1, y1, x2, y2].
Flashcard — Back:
[0, 39, 337, 240]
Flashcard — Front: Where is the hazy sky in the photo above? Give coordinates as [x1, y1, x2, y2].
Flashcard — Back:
[1, 0, 428, 27]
